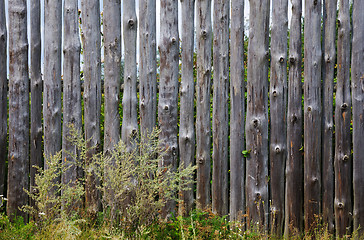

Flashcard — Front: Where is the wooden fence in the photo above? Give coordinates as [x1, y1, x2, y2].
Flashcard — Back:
[0, 0, 364, 237]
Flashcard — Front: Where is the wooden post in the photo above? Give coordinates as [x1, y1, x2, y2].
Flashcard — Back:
[7, 0, 29, 221]
[351, 0, 364, 235]
[122, 0, 137, 148]
[304, 0, 322, 232]
[81, 0, 102, 215]
[62, 0, 82, 207]
[179, 0, 195, 216]
[159, 0, 179, 219]
[270, 0, 288, 235]
[196, 0, 212, 211]
[285, 0, 303, 236]
[334, 0, 352, 236]
[0, 0, 7, 197]
[139, 0, 157, 137]
[246, 0, 270, 229]
[230, 0, 245, 222]
[322, 0, 336, 232]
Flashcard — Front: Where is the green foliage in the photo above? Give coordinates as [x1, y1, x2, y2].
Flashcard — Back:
[0, 214, 36, 240]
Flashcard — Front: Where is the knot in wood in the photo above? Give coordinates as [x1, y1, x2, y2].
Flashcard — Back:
[289, 56, 295, 64]
[313, 0, 318, 5]
[307, 106, 312, 112]
[342, 155, 349, 161]
[201, 30, 207, 39]
[341, 103, 348, 110]
[291, 114, 297, 123]
[338, 202, 344, 209]
[126, 76, 131, 81]
[132, 129, 137, 136]
[164, 105, 169, 110]
[171, 37, 177, 44]
[252, 119, 259, 128]
[275, 146, 281, 154]
[140, 100, 145, 108]
[128, 19, 135, 28]
[279, 57, 284, 63]
[172, 147, 177, 156]
[198, 158, 204, 164]
[272, 90, 277, 97]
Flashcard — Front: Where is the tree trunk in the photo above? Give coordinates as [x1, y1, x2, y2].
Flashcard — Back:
[351, 0, 364, 235]
[304, 0, 322, 232]
[7, 0, 29, 221]
[285, 0, 303, 236]
[246, 0, 270, 229]
[179, 0, 195, 216]
[229, 0, 245, 222]
[62, 0, 82, 210]
[212, 0, 229, 217]
[81, 0, 102, 215]
[270, 0, 288, 235]
[43, 0, 62, 160]
[334, 0, 352, 236]
[321, 0, 336, 233]
[196, 0, 212, 211]
[0, 0, 7, 197]
[139, 0, 157, 137]
[122, 0, 137, 149]
[30, 0, 43, 208]
[158, 0, 179, 219]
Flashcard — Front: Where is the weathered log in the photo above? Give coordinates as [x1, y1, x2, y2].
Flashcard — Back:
[270, 0, 288, 235]
[304, 0, 322, 232]
[7, 0, 29, 221]
[246, 0, 270, 229]
[179, 0, 195, 216]
[158, 0, 179, 219]
[351, 0, 364, 235]
[230, 0, 245, 222]
[196, 0, 212, 211]
[321, 0, 336, 232]
[285, 0, 303, 236]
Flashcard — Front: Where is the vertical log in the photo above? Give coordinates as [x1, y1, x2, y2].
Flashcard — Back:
[104, 0, 121, 151]
[62, 0, 82, 206]
[0, 0, 7, 196]
[246, 0, 270, 229]
[196, 0, 212, 210]
[334, 0, 352, 236]
[139, 0, 157, 136]
[285, 0, 303, 236]
[159, 0, 179, 219]
[179, 0, 195, 216]
[30, 0, 43, 207]
[351, 0, 364, 235]
[122, 0, 137, 148]
[44, 0, 62, 160]
[322, 0, 336, 232]
[230, 0, 245, 222]
[270, 0, 288, 235]
[81, 0, 102, 215]
[7, 0, 29, 221]
[304, 0, 322, 232]
[212, 0, 229, 217]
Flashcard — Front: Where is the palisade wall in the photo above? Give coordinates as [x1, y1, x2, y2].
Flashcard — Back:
[1, 0, 363, 237]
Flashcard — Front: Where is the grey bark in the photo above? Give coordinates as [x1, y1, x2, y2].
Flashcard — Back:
[229, 0, 245, 222]
[30, 0, 43, 208]
[81, 0, 102, 215]
[7, 0, 29, 221]
[245, 0, 270, 229]
[321, 0, 336, 232]
[104, 0, 121, 151]
[0, 0, 7, 197]
[285, 0, 303, 236]
[196, 0, 212, 211]
[351, 0, 364, 235]
[334, 0, 352, 236]
[270, 0, 288, 235]
[303, 0, 322, 232]
[43, 0, 62, 160]
[139, 0, 157, 137]
[62, 0, 82, 209]
[158, 0, 179, 219]
[122, 0, 137, 148]
[212, 0, 229, 217]
[179, 0, 195, 216]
